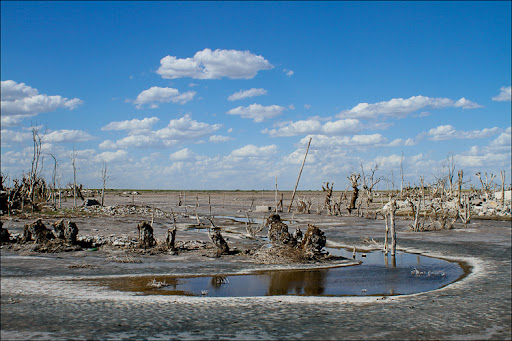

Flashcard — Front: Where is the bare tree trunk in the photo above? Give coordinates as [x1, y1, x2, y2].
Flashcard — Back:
[288, 137, 312, 213]
[384, 214, 389, 253]
[390, 199, 397, 256]
[500, 171, 506, 209]
[71, 148, 77, 208]
[101, 162, 108, 206]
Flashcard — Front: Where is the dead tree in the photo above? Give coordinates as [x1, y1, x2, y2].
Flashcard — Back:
[382, 199, 397, 256]
[166, 211, 178, 251]
[361, 163, 382, 206]
[71, 148, 78, 208]
[475, 172, 496, 200]
[347, 173, 361, 214]
[28, 125, 45, 207]
[322, 182, 334, 215]
[458, 195, 471, 228]
[245, 212, 264, 238]
[100, 162, 108, 206]
[500, 171, 506, 209]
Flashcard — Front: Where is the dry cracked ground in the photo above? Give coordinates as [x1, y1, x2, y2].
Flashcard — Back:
[1, 191, 511, 340]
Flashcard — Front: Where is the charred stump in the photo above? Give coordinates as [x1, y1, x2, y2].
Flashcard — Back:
[210, 228, 230, 256]
[1, 221, 11, 244]
[137, 221, 156, 249]
[300, 224, 326, 255]
[166, 227, 177, 251]
[52, 219, 66, 239]
[266, 214, 297, 246]
[21, 219, 55, 243]
[293, 227, 303, 242]
[65, 221, 79, 244]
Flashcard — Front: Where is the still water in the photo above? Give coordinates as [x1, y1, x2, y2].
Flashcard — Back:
[93, 248, 467, 297]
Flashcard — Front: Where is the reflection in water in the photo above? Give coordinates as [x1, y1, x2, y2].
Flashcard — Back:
[210, 275, 229, 289]
[267, 270, 327, 295]
[87, 248, 467, 297]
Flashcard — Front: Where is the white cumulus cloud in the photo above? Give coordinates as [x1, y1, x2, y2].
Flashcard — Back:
[209, 135, 233, 143]
[338, 95, 482, 119]
[134, 86, 196, 108]
[427, 125, 501, 141]
[230, 144, 278, 158]
[298, 134, 387, 149]
[226, 104, 285, 122]
[101, 117, 159, 134]
[45, 129, 94, 143]
[99, 114, 222, 149]
[227, 88, 267, 101]
[96, 150, 128, 162]
[0, 80, 83, 121]
[170, 148, 195, 161]
[492, 86, 512, 101]
[156, 48, 273, 80]
[262, 118, 362, 137]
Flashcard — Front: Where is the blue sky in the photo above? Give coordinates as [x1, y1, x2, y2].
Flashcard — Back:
[1, 1, 511, 190]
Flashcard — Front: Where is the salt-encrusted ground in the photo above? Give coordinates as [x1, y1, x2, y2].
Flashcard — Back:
[1, 192, 511, 340]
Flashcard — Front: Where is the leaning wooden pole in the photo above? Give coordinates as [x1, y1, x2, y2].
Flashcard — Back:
[288, 137, 312, 213]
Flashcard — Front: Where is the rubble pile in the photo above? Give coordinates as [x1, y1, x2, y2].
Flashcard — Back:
[78, 204, 172, 219]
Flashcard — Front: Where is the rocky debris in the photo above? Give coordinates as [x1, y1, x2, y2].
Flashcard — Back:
[1, 221, 11, 244]
[21, 219, 55, 243]
[210, 228, 230, 256]
[300, 224, 326, 255]
[266, 214, 297, 246]
[84, 198, 101, 207]
[137, 221, 156, 249]
[78, 204, 172, 219]
[472, 200, 511, 217]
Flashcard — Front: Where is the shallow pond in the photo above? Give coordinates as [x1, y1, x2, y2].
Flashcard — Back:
[90, 248, 467, 297]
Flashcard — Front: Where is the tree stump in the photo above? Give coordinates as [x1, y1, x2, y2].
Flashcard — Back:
[137, 222, 156, 249]
[0, 221, 11, 244]
[210, 228, 229, 256]
[300, 224, 326, 254]
[52, 219, 66, 239]
[21, 219, 54, 243]
[65, 221, 78, 244]
[166, 227, 177, 251]
[266, 214, 297, 246]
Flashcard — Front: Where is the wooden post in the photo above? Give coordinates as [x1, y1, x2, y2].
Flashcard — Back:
[288, 137, 312, 213]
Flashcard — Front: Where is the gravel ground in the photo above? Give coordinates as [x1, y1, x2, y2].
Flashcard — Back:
[1, 192, 511, 340]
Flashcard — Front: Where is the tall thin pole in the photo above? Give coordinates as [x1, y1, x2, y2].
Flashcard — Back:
[275, 175, 278, 213]
[288, 137, 312, 213]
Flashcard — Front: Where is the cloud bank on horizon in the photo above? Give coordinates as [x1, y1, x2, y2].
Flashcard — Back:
[1, 2, 510, 190]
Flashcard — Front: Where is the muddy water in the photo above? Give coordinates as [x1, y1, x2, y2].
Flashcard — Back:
[89, 248, 467, 297]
